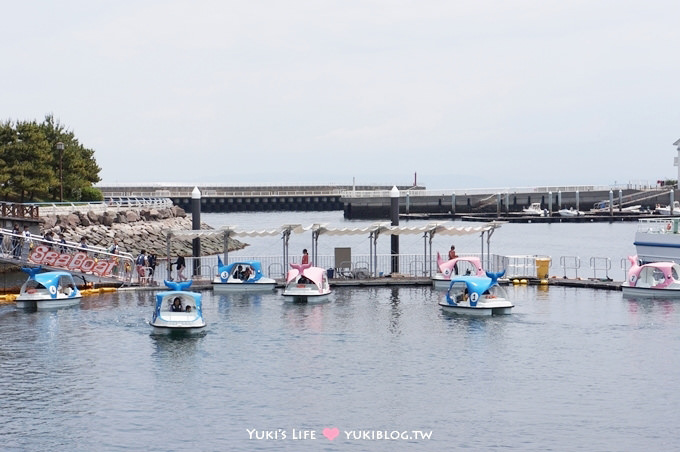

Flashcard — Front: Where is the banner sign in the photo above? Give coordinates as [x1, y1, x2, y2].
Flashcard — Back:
[29, 245, 116, 277]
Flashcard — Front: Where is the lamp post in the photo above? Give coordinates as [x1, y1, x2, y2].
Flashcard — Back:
[56, 142, 64, 201]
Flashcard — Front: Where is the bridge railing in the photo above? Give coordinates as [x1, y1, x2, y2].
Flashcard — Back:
[103, 189, 347, 198]
[0, 202, 40, 220]
[0, 228, 135, 285]
[24, 198, 173, 216]
[341, 183, 662, 199]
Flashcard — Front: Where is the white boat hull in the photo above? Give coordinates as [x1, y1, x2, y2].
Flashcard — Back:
[149, 323, 206, 334]
[558, 209, 584, 217]
[438, 299, 513, 316]
[282, 289, 331, 303]
[634, 230, 680, 264]
[149, 313, 206, 333]
[15, 295, 82, 310]
[621, 285, 680, 298]
[212, 281, 276, 293]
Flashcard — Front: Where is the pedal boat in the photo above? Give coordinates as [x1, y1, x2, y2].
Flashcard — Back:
[432, 254, 486, 290]
[621, 255, 680, 298]
[439, 271, 513, 316]
[149, 280, 206, 334]
[212, 257, 276, 292]
[282, 263, 331, 303]
[15, 267, 82, 310]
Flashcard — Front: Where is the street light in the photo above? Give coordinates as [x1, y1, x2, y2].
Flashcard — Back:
[56, 142, 64, 201]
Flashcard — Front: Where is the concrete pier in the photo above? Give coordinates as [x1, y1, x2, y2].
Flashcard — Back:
[96, 183, 677, 219]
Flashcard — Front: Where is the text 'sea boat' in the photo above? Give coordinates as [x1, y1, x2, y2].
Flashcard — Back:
[439, 271, 513, 316]
[621, 255, 680, 298]
[431, 253, 486, 290]
[282, 263, 331, 303]
[15, 267, 82, 310]
[212, 257, 276, 292]
[149, 280, 206, 334]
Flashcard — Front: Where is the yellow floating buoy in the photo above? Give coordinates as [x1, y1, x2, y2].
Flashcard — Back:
[520, 279, 528, 285]
[512, 279, 520, 285]
[0, 294, 19, 303]
[540, 279, 549, 285]
[99, 287, 117, 293]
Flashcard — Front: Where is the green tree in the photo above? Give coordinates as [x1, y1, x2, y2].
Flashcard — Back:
[0, 115, 102, 202]
[1, 120, 54, 202]
[0, 121, 14, 199]
[40, 114, 101, 201]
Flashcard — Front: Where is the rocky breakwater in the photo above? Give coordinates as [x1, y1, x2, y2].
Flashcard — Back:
[40, 206, 246, 257]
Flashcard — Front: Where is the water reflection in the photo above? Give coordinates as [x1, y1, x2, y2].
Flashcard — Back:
[150, 333, 205, 375]
[388, 287, 401, 336]
[3, 284, 679, 451]
[624, 296, 676, 320]
[281, 303, 326, 333]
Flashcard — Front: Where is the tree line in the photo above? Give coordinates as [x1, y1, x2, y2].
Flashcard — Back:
[0, 114, 102, 203]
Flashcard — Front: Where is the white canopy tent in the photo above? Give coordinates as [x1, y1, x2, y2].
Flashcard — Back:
[165, 221, 502, 278]
[165, 224, 308, 274]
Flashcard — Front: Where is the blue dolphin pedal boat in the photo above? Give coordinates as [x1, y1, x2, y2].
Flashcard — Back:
[212, 257, 276, 292]
[149, 280, 206, 334]
[439, 271, 514, 316]
[15, 267, 82, 310]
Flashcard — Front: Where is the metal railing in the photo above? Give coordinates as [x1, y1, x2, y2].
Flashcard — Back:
[0, 228, 135, 285]
[341, 183, 662, 199]
[559, 256, 581, 279]
[28, 198, 174, 216]
[589, 257, 612, 280]
[0, 202, 40, 219]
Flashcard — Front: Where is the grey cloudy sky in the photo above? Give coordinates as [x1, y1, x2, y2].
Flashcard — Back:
[3, 0, 680, 189]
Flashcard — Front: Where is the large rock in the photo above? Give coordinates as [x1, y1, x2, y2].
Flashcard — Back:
[38, 205, 246, 257]
[101, 212, 115, 227]
[125, 210, 140, 222]
[87, 211, 100, 224]
[66, 213, 80, 227]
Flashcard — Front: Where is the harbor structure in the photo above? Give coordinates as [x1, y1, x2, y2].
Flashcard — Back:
[96, 183, 677, 219]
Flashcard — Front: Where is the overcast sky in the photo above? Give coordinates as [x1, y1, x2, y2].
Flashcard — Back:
[3, 0, 680, 189]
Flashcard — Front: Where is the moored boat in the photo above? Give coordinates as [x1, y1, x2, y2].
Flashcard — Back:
[15, 267, 82, 310]
[654, 201, 680, 216]
[621, 255, 680, 298]
[282, 263, 331, 303]
[212, 257, 276, 292]
[149, 280, 206, 334]
[558, 207, 584, 217]
[634, 218, 680, 264]
[522, 203, 546, 216]
[439, 271, 513, 316]
[431, 253, 486, 290]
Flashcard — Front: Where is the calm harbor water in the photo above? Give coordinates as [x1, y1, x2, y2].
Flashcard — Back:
[1, 212, 678, 451]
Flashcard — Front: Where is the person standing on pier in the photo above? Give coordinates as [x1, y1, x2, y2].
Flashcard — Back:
[22, 226, 33, 258]
[174, 255, 187, 282]
[302, 249, 309, 265]
[11, 224, 21, 259]
[136, 250, 148, 285]
[448, 245, 458, 260]
[448, 245, 459, 274]
[58, 233, 68, 253]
